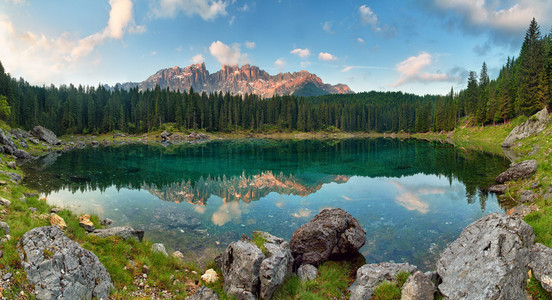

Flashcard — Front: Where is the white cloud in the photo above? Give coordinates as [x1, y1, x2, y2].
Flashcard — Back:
[209, 41, 249, 65]
[357, 37, 365, 43]
[192, 53, 204, 63]
[151, 51, 157, 56]
[392, 52, 450, 87]
[427, 0, 552, 44]
[342, 66, 354, 72]
[244, 41, 255, 49]
[238, 3, 248, 11]
[0, 0, 140, 84]
[152, 0, 228, 20]
[300, 61, 311, 68]
[318, 52, 337, 61]
[228, 15, 235, 25]
[290, 48, 310, 58]
[274, 58, 286, 70]
[4, 0, 25, 4]
[359, 5, 396, 37]
[322, 21, 334, 34]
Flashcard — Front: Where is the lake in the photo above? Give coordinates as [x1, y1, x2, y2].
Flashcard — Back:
[21, 138, 510, 270]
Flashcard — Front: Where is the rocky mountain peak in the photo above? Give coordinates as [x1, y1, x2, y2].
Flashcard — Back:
[122, 63, 353, 98]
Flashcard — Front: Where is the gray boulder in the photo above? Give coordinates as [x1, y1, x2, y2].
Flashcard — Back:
[519, 190, 536, 203]
[349, 262, 417, 300]
[90, 226, 144, 242]
[256, 231, 294, 299]
[30, 126, 61, 145]
[186, 286, 219, 300]
[502, 108, 550, 148]
[0, 197, 11, 207]
[220, 237, 265, 300]
[507, 205, 535, 218]
[436, 213, 535, 300]
[488, 184, 507, 194]
[18, 226, 113, 300]
[289, 208, 366, 266]
[14, 149, 33, 159]
[0, 129, 17, 155]
[152, 243, 168, 256]
[220, 232, 293, 300]
[297, 264, 317, 281]
[529, 243, 552, 293]
[495, 159, 538, 183]
[401, 271, 435, 300]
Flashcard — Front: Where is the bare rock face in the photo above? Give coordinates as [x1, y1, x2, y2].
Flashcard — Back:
[124, 63, 353, 98]
[495, 159, 538, 184]
[30, 126, 61, 145]
[349, 262, 417, 300]
[502, 108, 550, 148]
[436, 213, 535, 300]
[530, 243, 552, 293]
[289, 208, 366, 266]
[219, 232, 293, 300]
[18, 226, 113, 300]
[401, 271, 435, 300]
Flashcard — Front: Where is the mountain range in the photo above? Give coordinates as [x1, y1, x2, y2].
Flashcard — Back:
[117, 63, 353, 98]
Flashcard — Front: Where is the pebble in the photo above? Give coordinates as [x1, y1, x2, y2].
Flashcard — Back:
[2, 272, 12, 281]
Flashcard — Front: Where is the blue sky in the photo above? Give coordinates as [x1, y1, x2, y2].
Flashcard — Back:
[1, 0, 551, 95]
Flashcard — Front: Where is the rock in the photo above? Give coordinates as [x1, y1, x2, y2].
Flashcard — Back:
[100, 218, 113, 226]
[424, 271, 441, 287]
[160, 131, 172, 140]
[50, 207, 61, 214]
[495, 159, 538, 184]
[18, 226, 113, 300]
[172, 251, 185, 260]
[256, 231, 294, 299]
[187, 132, 209, 140]
[29, 207, 37, 213]
[79, 214, 95, 232]
[0, 197, 11, 207]
[401, 271, 435, 300]
[297, 264, 317, 281]
[502, 108, 550, 147]
[529, 243, 552, 293]
[289, 208, 366, 266]
[7, 161, 16, 169]
[1, 171, 21, 183]
[90, 140, 100, 147]
[1, 234, 11, 243]
[507, 205, 536, 218]
[30, 126, 61, 145]
[90, 226, 144, 242]
[2, 272, 12, 281]
[186, 286, 219, 300]
[153, 207, 201, 229]
[220, 237, 264, 300]
[349, 262, 417, 300]
[436, 213, 535, 300]
[488, 184, 507, 194]
[201, 269, 219, 283]
[0, 129, 17, 155]
[49, 214, 66, 229]
[0, 222, 9, 236]
[152, 243, 168, 256]
[14, 149, 33, 159]
[520, 190, 536, 203]
[28, 137, 39, 144]
[142, 265, 149, 274]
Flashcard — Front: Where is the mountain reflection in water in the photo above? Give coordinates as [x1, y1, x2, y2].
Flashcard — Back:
[20, 139, 511, 269]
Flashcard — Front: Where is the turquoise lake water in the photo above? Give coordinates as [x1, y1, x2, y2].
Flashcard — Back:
[21, 138, 510, 270]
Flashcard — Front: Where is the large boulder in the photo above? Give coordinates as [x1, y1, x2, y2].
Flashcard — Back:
[18, 226, 113, 300]
[495, 159, 538, 184]
[401, 271, 435, 300]
[0, 129, 17, 155]
[219, 232, 293, 300]
[90, 226, 144, 241]
[349, 262, 417, 300]
[502, 108, 550, 148]
[289, 208, 366, 266]
[30, 125, 61, 145]
[529, 243, 552, 293]
[436, 213, 535, 299]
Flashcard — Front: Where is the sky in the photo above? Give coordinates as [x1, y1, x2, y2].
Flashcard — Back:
[1, 0, 551, 96]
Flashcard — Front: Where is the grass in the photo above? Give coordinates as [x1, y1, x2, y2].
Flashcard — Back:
[251, 231, 268, 256]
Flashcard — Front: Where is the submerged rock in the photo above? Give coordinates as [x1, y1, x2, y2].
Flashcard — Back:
[90, 226, 144, 242]
[502, 108, 550, 148]
[495, 159, 538, 183]
[18, 226, 113, 300]
[349, 262, 417, 300]
[289, 208, 366, 266]
[436, 213, 535, 299]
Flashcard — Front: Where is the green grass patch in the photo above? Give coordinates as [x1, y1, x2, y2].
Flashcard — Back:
[372, 280, 401, 300]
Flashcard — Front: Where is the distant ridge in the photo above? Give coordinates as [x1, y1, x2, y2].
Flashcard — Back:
[117, 63, 353, 98]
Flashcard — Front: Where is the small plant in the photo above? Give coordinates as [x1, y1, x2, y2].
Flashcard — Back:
[372, 280, 401, 300]
[251, 232, 268, 256]
[396, 270, 411, 288]
[43, 248, 54, 259]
